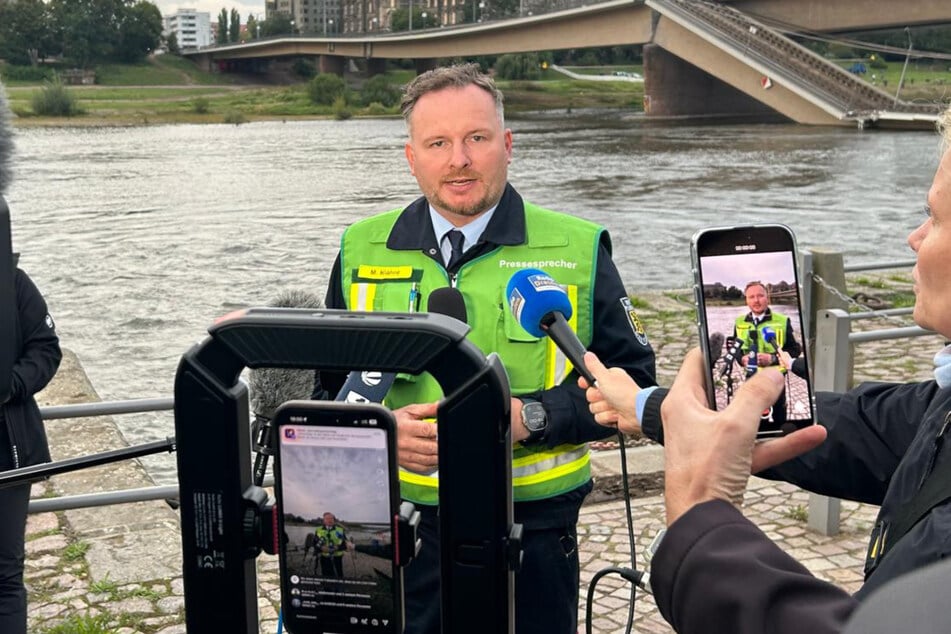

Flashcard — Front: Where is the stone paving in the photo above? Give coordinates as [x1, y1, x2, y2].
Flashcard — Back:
[24, 272, 946, 633]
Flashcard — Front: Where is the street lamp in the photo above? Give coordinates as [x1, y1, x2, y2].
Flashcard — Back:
[409, 0, 413, 31]
[328, 18, 334, 34]
[472, 0, 484, 22]
[421, 11, 427, 27]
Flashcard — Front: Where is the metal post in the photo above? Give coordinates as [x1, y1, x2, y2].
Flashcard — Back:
[807, 308, 851, 536]
[895, 27, 913, 107]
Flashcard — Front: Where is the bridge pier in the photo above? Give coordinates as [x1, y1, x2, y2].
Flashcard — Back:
[643, 44, 784, 121]
[319, 55, 345, 76]
[414, 59, 437, 75]
[366, 58, 387, 77]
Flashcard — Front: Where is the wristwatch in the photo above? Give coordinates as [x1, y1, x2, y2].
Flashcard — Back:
[520, 399, 548, 444]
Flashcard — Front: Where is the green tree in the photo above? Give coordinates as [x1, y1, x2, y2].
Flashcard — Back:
[308, 73, 347, 105]
[49, 0, 125, 67]
[116, 1, 162, 62]
[495, 53, 542, 80]
[360, 74, 401, 107]
[260, 14, 293, 36]
[165, 31, 180, 54]
[229, 8, 240, 43]
[0, 0, 55, 66]
[246, 14, 258, 40]
[217, 8, 229, 44]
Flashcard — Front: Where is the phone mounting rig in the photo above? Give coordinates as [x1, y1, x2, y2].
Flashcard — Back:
[174, 307, 520, 634]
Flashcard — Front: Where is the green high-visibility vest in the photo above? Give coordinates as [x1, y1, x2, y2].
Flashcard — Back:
[341, 203, 603, 504]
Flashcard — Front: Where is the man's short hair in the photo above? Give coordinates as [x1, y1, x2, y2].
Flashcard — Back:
[400, 63, 505, 128]
[744, 281, 769, 296]
[939, 103, 951, 151]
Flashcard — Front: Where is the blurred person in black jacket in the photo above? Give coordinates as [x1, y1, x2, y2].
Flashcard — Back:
[0, 81, 62, 634]
[579, 103, 951, 633]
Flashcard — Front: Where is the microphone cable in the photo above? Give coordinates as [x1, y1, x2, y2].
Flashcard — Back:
[584, 428, 648, 634]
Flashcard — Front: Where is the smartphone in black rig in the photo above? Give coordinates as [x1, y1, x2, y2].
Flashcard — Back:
[691, 224, 816, 437]
[272, 401, 403, 634]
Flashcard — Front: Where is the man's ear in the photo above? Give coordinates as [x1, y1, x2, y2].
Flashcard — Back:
[405, 143, 416, 176]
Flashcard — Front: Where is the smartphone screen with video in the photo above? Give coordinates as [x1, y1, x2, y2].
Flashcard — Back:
[691, 224, 816, 437]
[273, 401, 402, 634]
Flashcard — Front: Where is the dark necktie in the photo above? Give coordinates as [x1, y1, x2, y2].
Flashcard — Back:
[445, 229, 466, 269]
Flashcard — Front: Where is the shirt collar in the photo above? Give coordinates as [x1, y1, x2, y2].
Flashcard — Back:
[430, 203, 497, 255]
[385, 183, 527, 251]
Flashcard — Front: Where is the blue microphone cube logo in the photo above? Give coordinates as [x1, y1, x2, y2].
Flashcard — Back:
[506, 269, 573, 338]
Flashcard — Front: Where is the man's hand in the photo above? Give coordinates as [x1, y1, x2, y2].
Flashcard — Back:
[661, 349, 826, 526]
[580, 351, 642, 434]
[393, 402, 439, 472]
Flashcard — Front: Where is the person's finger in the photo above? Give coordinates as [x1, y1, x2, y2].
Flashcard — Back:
[751, 425, 827, 473]
[584, 351, 609, 380]
[666, 348, 712, 414]
[585, 386, 603, 404]
[725, 366, 786, 427]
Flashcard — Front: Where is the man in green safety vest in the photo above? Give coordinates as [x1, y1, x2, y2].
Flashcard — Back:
[315, 63, 656, 634]
[314, 512, 351, 578]
[734, 281, 802, 424]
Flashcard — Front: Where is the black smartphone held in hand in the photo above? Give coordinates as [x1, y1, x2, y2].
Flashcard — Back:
[273, 401, 402, 634]
[691, 224, 816, 437]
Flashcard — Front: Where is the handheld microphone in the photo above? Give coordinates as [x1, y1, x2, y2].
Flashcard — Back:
[506, 269, 596, 385]
[248, 289, 324, 485]
[718, 336, 744, 379]
[761, 326, 779, 353]
[334, 287, 468, 403]
[708, 332, 725, 369]
[746, 329, 759, 378]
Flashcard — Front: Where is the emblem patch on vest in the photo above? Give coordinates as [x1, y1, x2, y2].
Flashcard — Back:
[619, 297, 648, 346]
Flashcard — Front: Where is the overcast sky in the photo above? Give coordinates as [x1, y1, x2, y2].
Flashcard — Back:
[155, 0, 266, 21]
[699, 251, 797, 290]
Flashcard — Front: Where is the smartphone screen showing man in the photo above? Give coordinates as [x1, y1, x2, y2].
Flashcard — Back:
[274, 404, 400, 634]
[692, 224, 816, 436]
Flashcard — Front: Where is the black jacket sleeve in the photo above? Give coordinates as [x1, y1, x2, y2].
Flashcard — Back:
[8, 268, 61, 402]
[760, 381, 939, 504]
[524, 241, 657, 447]
[652, 499, 856, 634]
[641, 382, 938, 506]
[782, 316, 802, 358]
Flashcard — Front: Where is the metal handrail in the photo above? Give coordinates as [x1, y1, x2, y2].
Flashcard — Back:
[22, 396, 180, 513]
[39, 397, 174, 420]
[844, 259, 917, 273]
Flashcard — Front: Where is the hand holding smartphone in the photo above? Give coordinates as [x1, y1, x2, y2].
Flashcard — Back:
[273, 401, 403, 634]
[691, 224, 816, 437]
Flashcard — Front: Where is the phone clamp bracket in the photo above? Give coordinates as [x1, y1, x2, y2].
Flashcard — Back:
[396, 501, 422, 568]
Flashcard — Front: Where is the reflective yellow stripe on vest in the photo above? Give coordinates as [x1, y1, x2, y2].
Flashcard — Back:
[350, 282, 376, 311]
[546, 284, 579, 388]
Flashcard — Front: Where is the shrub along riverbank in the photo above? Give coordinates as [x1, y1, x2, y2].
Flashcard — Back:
[2, 55, 645, 126]
[4, 53, 950, 127]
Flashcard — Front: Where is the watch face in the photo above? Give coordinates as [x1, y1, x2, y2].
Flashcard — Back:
[522, 402, 547, 432]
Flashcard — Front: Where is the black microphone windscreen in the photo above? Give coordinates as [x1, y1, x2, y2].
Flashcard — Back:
[427, 287, 467, 324]
[248, 290, 324, 418]
[269, 288, 324, 310]
[708, 332, 725, 369]
[0, 84, 12, 195]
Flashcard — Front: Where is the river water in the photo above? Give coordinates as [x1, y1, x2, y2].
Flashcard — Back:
[5, 111, 939, 483]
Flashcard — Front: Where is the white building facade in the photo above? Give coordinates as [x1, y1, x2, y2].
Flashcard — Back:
[163, 9, 212, 50]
